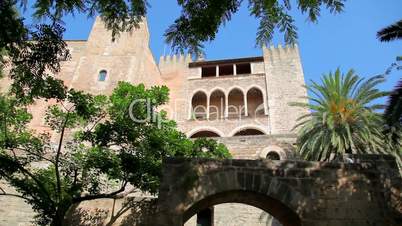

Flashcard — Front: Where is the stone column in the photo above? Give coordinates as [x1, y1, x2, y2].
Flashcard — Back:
[206, 95, 210, 119]
[243, 93, 248, 117]
[224, 94, 229, 118]
[233, 64, 237, 75]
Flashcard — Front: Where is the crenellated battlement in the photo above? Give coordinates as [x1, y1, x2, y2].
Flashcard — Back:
[159, 53, 192, 67]
[158, 53, 192, 75]
[262, 43, 299, 55]
[262, 44, 301, 64]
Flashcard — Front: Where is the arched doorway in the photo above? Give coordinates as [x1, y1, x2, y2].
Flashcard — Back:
[192, 91, 208, 119]
[183, 190, 301, 226]
[155, 158, 397, 226]
[247, 87, 265, 117]
[155, 159, 304, 226]
[209, 89, 225, 120]
[227, 88, 245, 118]
[185, 203, 283, 226]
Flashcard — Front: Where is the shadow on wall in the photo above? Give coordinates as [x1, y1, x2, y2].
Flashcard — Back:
[65, 197, 157, 226]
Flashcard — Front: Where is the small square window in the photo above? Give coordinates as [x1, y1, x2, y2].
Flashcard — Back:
[98, 70, 107, 81]
[219, 64, 234, 76]
[236, 63, 251, 75]
[201, 66, 216, 78]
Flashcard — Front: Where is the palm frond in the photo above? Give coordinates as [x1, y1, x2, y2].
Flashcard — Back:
[377, 19, 402, 42]
[384, 79, 402, 127]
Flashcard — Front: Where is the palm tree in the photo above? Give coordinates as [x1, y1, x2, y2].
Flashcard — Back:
[377, 19, 402, 42]
[378, 20, 402, 150]
[293, 69, 388, 161]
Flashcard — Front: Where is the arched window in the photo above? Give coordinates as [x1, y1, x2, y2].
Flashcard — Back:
[233, 128, 265, 136]
[209, 90, 225, 120]
[190, 131, 220, 138]
[247, 87, 265, 116]
[266, 152, 281, 160]
[98, 70, 107, 81]
[227, 88, 245, 118]
[192, 91, 208, 119]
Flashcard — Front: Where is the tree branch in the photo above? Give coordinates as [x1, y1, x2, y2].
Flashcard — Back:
[54, 107, 72, 203]
[73, 181, 128, 203]
[14, 147, 53, 163]
[86, 113, 106, 132]
[0, 192, 29, 201]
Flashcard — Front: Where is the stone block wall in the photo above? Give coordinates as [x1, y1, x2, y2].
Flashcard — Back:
[0, 182, 35, 226]
[155, 156, 402, 226]
[263, 45, 308, 134]
[214, 134, 296, 159]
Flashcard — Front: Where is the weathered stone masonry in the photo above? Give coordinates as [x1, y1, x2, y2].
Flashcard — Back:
[153, 155, 402, 226]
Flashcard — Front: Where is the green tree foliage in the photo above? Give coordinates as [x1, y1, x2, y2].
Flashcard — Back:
[293, 69, 390, 161]
[0, 82, 231, 225]
[7, 0, 345, 55]
[166, 0, 344, 54]
[1, 1, 69, 102]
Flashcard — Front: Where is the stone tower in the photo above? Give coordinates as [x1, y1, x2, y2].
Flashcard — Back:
[61, 17, 161, 94]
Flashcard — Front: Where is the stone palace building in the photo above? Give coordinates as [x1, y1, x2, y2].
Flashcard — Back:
[0, 17, 308, 226]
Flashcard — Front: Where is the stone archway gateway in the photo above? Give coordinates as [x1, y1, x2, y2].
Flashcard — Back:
[183, 190, 300, 226]
[151, 155, 401, 226]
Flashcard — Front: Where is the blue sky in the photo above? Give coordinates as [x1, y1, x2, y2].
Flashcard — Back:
[22, 0, 401, 95]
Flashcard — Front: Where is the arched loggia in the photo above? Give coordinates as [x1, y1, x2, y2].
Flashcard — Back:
[227, 88, 245, 118]
[191, 91, 208, 119]
[247, 87, 265, 116]
[209, 89, 225, 120]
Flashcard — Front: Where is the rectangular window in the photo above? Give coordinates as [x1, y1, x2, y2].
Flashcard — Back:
[201, 66, 216, 77]
[236, 63, 251, 75]
[219, 64, 234, 76]
[98, 70, 107, 81]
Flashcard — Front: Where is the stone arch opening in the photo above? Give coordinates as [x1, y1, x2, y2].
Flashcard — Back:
[266, 151, 281, 160]
[192, 91, 208, 119]
[233, 128, 265, 136]
[190, 130, 221, 138]
[228, 88, 245, 118]
[247, 87, 265, 116]
[183, 190, 301, 226]
[209, 89, 225, 120]
[259, 146, 287, 160]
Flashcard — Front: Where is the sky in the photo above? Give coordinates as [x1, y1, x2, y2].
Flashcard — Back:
[21, 0, 401, 97]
